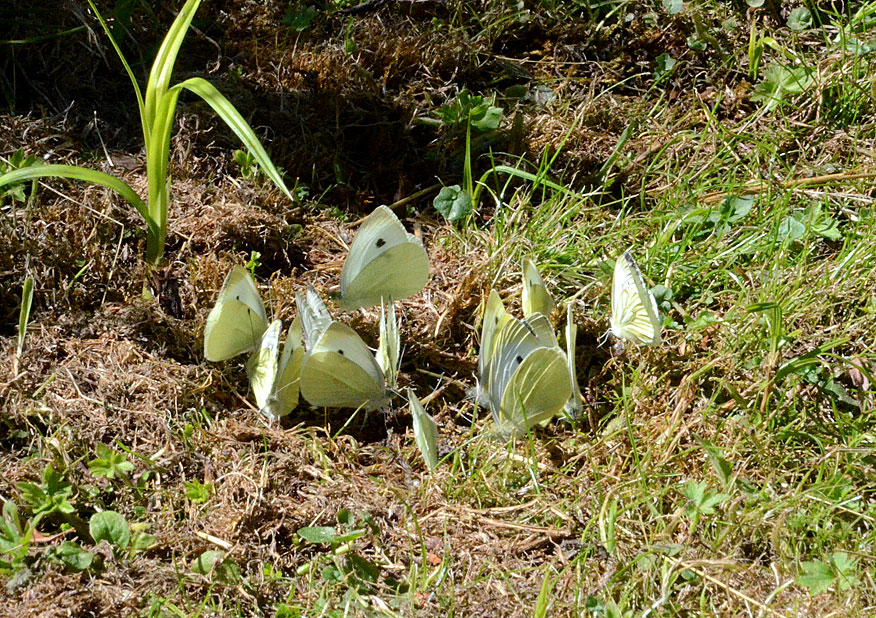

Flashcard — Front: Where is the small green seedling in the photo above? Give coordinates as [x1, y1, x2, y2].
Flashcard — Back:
[0, 0, 293, 269]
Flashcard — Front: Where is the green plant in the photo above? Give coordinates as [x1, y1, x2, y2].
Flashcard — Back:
[0, 0, 293, 269]
[679, 480, 728, 535]
[233, 148, 258, 179]
[798, 551, 861, 595]
[0, 501, 32, 576]
[751, 63, 815, 111]
[184, 479, 214, 504]
[16, 277, 33, 360]
[0, 149, 40, 210]
[88, 443, 135, 480]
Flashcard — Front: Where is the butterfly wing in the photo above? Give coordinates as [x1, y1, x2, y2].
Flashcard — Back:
[204, 265, 268, 361]
[476, 290, 513, 405]
[261, 316, 305, 421]
[299, 322, 387, 409]
[297, 285, 333, 350]
[376, 302, 400, 389]
[524, 313, 560, 350]
[564, 305, 584, 417]
[486, 317, 546, 419]
[407, 388, 439, 471]
[246, 319, 282, 410]
[338, 205, 429, 310]
[521, 259, 554, 320]
[610, 250, 661, 346]
[498, 347, 571, 436]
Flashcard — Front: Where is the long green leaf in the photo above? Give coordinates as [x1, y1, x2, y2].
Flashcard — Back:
[145, 0, 202, 129]
[17, 278, 34, 356]
[176, 77, 294, 200]
[0, 166, 154, 236]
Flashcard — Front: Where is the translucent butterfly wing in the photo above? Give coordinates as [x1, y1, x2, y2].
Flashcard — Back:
[486, 317, 547, 417]
[297, 285, 333, 350]
[498, 347, 571, 436]
[476, 290, 513, 403]
[521, 259, 554, 320]
[407, 388, 439, 471]
[338, 205, 429, 310]
[523, 313, 560, 350]
[262, 316, 305, 421]
[564, 305, 584, 417]
[376, 302, 400, 389]
[299, 322, 387, 409]
[204, 265, 269, 361]
[610, 251, 661, 346]
[246, 319, 282, 410]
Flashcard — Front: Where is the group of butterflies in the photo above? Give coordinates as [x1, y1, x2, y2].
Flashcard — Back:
[203, 205, 663, 469]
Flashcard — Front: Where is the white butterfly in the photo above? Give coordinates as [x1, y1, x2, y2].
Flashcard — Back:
[203, 265, 268, 362]
[297, 285, 389, 410]
[204, 266, 304, 420]
[474, 289, 513, 406]
[521, 258, 554, 321]
[477, 291, 571, 437]
[610, 250, 662, 348]
[563, 305, 584, 418]
[246, 317, 305, 422]
[337, 205, 430, 310]
[407, 388, 438, 471]
[376, 301, 400, 389]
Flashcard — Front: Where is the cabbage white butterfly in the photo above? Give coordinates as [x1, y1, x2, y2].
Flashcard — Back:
[376, 301, 400, 389]
[204, 265, 268, 362]
[610, 250, 661, 348]
[563, 305, 584, 417]
[337, 205, 430, 310]
[246, 317, 305, 422]
[407, 388, 438, 471]
[474, 289, 513, 406]
[479, 300, 572, 436]
[521, 259, 554, 320]
[297, 286, 389, 410]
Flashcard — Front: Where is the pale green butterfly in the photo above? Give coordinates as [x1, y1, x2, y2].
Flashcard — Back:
[246, 317, 305, 423]
[610, 250, 662, 350]
[337, 205, 430, 310]
[521, 258, 554, 321]
[407, 388, 438, 471]
[482, 310, 571, 437]
[376, 301, 400, 389]
[297, 286, 389, 410]
[203, 265, 268, 362]
[563, 305, 584, 418]
[474, 289, 513, 407]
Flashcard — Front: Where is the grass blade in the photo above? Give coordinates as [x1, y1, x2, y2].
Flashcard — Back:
[17, 278, 34, 357]
[177, 77, 294, 200]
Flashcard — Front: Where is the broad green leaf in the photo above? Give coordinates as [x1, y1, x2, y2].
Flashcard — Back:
[297, 526, 339, 544]
[788, 7, 813, 31]
[90, 511, 130, 549]
[798, 559, 834, 595]
[777, 215, 806, 242]
[191, 550, 223, 575]
[433, 185, 472, 222]
[54, 541, 95, 572]
[176, 77, 293, 201]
